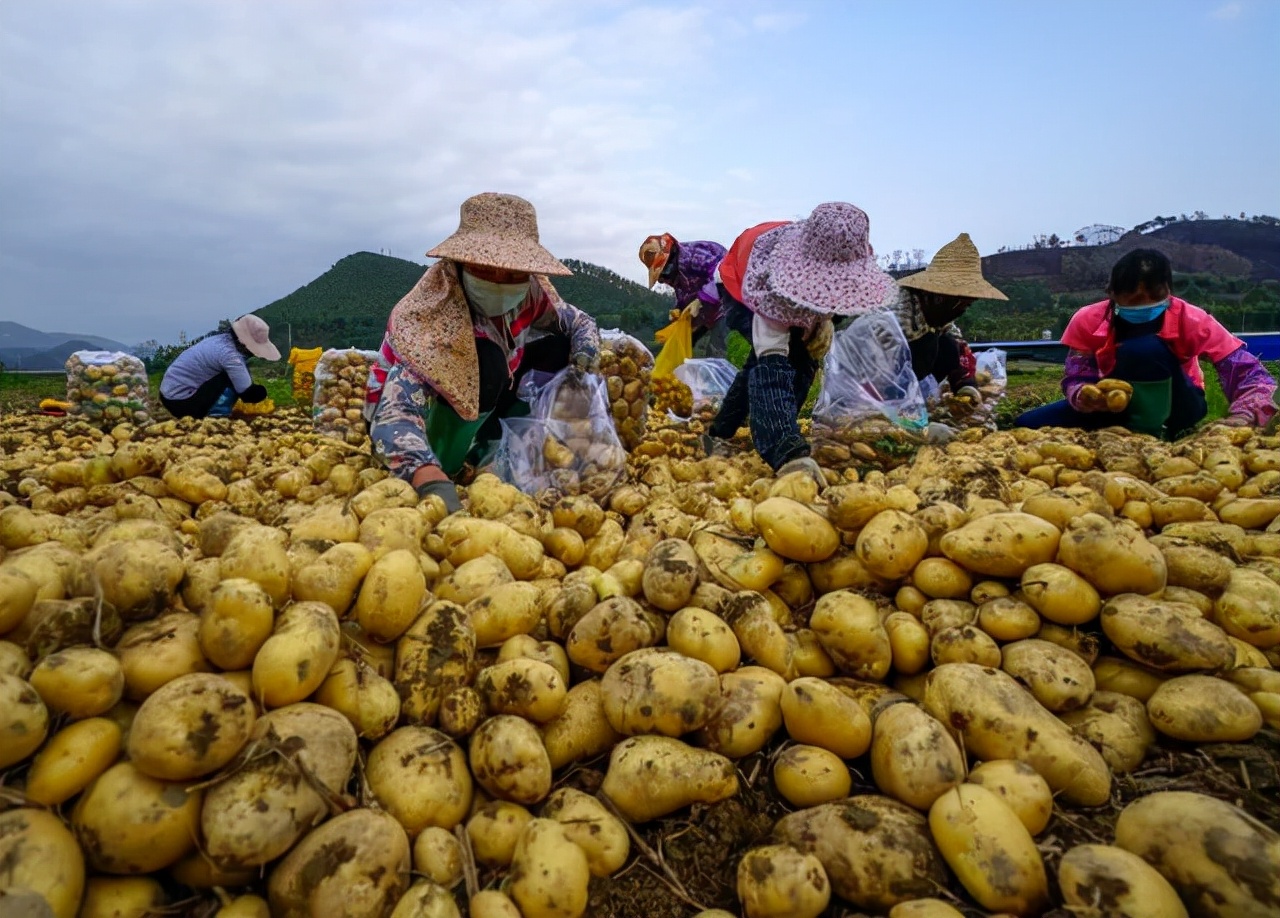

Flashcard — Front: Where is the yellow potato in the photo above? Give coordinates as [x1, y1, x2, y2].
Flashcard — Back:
[24, 716, 121, 806]
[72, 761, 201, 874]
[565, 596, 665, 673]
[540, 679, 623, 770]
[467, 581, 543, 648]
[508, 819, 590, 918]
[599, 735, 738, 822]
[1057, 513, 1167, 595]
[467, 801, 534, 868]
[1146, 674, 1262, 742]
[780, 676, 872, 759]
[127, 673, 255, 780]
[89, 538, 185, 620]
[0, 808, 85, 918]
[931, 624, 1001, 667]
[856, 509, 928, 581]
[696, 666, 786, 758]
[965, 760, 1053, 835]
[220, 524, 291, 607]
[1215, 567, 1280, 648]
[939, 512, 1061, 578]
[1100, 593, 1235, 673]
[469, 714, 552, 805]
[1, 673, 49, 768]
[884, 611, 931, 675]
[1091, 655, 1167, 702]
[666, 606, 741, 673]
[315, 657, 401, 739]
[1000, 639, 1096, 712]
[1058, 844, 1188, 918]
[1018, 562, 1100, 625]
[354, 548, 427, 642]
[870, 700, 964, 811]
[79, 877, 167, 918]
[477, 657, 568, 724]
[773, 744, 852, 808]
[640, 537, 701, 610]
[753, 497, 840, 563]
[292, 541, 374, 613]
[977, 596, 1042, 641]
[199, 577, 275, 670]
[736, 844, 831, 918]
[600, 647, 720, 736]
[396, 600, 475, 726]
[911, 557, 973, 599]
[366, 726, 473, 836]
[29, 646, 123, 718]
[809, 590, 892, 680]
[412, 826, 463, 887]
[252, 600, 340, 708]
[542, 787, 630, 878]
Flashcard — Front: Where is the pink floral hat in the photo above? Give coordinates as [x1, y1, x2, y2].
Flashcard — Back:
[745, 202, 897, 318]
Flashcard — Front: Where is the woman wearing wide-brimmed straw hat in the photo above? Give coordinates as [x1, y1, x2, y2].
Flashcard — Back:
[365, 193, 600, 512]
[159, 314, 280, 418]
[639, 233, 729, 357]
[703, 203, 899, 484]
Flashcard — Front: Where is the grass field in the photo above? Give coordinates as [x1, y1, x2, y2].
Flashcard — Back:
[0, 371, 298, 414]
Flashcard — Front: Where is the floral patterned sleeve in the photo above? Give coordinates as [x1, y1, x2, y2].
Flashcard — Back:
[1214, 346, 1278, 425]
[534, 299, 601, 371]
[1062, 350, 1102, 411]
[367, 363, 440, 481]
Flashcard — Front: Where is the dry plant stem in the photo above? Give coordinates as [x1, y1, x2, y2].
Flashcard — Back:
[596, 790, 706, 912]
[454, 823, 480, 900]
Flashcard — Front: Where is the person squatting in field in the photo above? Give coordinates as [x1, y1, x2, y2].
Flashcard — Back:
[158, 315, 279, 419]
[363, 193, 600, 514]
[639, 232, 729, 357]
[1016, 248, 1276, 438]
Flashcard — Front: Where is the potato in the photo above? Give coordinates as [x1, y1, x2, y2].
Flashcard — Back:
[89, 538, 184, 620]
[0, 567, 40, 634]
[1059, 690, 1156, 773]
[220, 525, 291, 607]
[773, 796, 947, 911]
[496, 634, 570, 683]
[199, 577, 275, 670]
[542, 526, 586, 567]
[0, 640, 30, 678]
[807, 548, 889, 594]
[884, 611, 931, 674]
[695, 666, 785, 758]
[163, 460, 227, 504]
[396, 600, 475, 726]
[1058, 844, 1188, 918]
[736, 844, 831, 918]
[509, 818, 590, 918]
[23, 716, 120, 806]
[965, 760, 1053, 835]
[389, 881, 461, 918]
[0, 808, 85, 918]
[923, 663, 1111, 806]
[292, 541, 373, 613]
[1215, 567, 1280, 648]
[366, 726, 472, 836]
[1018, 562, 1100, 626]
[1092, 654, 1167, 702]
[565, 596, 664, 673]
[1153, 536, 1236, 595]
[291, 502, 360, 542]
[354, 548, 427, 642]
[169, 849, 258, 890]
[466, 581, 543, 648]
[928, 784, 1048, 915]
[477, 657, 568, 723]
[911, 557, 973, 599]
[350, 476, 418, 519]
[666, 606, 741, 673]
[999, 638, 1095, 712]
[72, 761, 200, 873]
[79, 877, 166, 918]
[127, 673, 255, 780]
[977, 596, 1042, 641]
[412, 826, 463, 888]
[469, 714, 551, 805]
[940, 512, 1060, 578]
[1219, 495, 1280, 529]
[868, 700, 964, 810]
[856, 509, 928, 580]
[1021, 485, 1112, 529]
[886, 901, 964, 918]
[599, 735, 738, 822]
[1100, 593, 1236, 672]
[468, 801, 534, 868]
[1146, 674, 1262, 742]
[540, 679, 624, 770]
[437, 515, 544, 580]
[252, 600, 340, 708]
[542, 787, 630, 878]
[1057, 513, 1167, 595]
[719, 589, 795, 679]
[931, 624, 1002, 667]
[1114, 791, 1280, 918]
[779, 676, 872, 758]
[752, 497, 840, 563]
[600, 647, 720, 736]
[314, 658, 400, 739]
[28, 646, 123, 719]
[201, 703, 357, 868]
[468, 891, 522, 918]
[640, 538, 700, 611]
[809, 590, 892, 679]
[1, 673, 49, 768]
[268, 808, 411, 918]
[773, 744, 852, 807]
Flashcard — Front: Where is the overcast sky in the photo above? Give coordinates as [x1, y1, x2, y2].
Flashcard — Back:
[2, 0, 1277, 346]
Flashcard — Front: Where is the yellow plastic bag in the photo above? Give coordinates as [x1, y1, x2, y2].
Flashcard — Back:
[652, 312, 692, 380]
[288, 346, 324, 404]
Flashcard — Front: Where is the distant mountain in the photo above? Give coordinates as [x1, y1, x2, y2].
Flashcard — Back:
[251, 251, 671, 354]
[0, 322, 132, 369]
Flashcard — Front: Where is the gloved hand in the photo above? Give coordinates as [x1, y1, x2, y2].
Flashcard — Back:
[1220, 413, 1254, 428]
[776, 455, 827, 489]
[570, 349, 597, 374]
[680, 300, 701, 321]
[925, 422, 957, 444]
[239, 383, 268, 404]
[955, 385, 983, 404]
[805, 318, 834, 360]
[1076, 384, 1110, 413]
[416, 479, 462, 515]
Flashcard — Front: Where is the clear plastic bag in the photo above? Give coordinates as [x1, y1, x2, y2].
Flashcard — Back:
[597, 328, 653, 450]
[812, 312, 927, 430]
[65, 351, 151, 426]
[674, 358, 738, 413]
[975, 348, 1008, 399]
[313, 348, 378, 444]
[929, 348, 1007, 430]
[491, 367, 627, 500]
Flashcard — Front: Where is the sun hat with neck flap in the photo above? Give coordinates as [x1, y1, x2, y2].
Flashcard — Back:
[899, 233, 1008, 301]
[639, 234, 677, 288]
[387, 193, 571, 421]
[230, 314, 281, 361]
[743, 202, 898, 329]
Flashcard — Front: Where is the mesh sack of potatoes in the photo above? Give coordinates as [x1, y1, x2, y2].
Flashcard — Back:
[288, 346, 324, 404]
[64, 350, 152, 426]
[598, 328, 653, 451]
[312, 348, 377, 445]
[810, 311, 928, 464]
[491, 367, 628, 500]
[925, 348, 1008, 431]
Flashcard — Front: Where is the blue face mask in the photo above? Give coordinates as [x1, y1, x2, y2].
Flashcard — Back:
[1114, 299, 1169, 324]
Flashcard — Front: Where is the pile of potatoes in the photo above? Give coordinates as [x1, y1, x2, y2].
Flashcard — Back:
[2, 409, 1280, 918]
[599, 331, 652, 451]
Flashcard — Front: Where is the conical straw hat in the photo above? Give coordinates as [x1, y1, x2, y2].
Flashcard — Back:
[898, 233, 1007, 300]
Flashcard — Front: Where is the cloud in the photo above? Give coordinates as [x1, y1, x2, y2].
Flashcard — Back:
[751, 11, 807, 32]
[1211, 2, 1243, 19]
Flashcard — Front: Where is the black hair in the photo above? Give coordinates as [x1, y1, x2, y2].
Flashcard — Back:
[1106, 248, 1173, 298]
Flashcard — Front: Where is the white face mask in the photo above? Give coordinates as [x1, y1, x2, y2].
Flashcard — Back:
[461, 269, 529, 318]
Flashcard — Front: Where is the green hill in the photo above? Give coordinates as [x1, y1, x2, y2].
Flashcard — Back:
[251, 252, 671, 355]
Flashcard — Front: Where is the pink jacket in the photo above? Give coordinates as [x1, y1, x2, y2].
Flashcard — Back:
[1060, 297, 1241, 389]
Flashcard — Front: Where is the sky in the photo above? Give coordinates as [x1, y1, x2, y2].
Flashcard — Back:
[1, 0, 1277, 346]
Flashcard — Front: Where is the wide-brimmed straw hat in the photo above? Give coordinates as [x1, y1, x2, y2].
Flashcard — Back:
[899, 233, 1007, 301]
[750, 202, 897, 316]
[639, 233, 677, 288]
[427, 193, 571, 276]
[231, 314, 280, 361]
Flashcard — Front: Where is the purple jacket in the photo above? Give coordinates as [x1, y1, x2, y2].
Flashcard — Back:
[671, 240, 727, 329]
